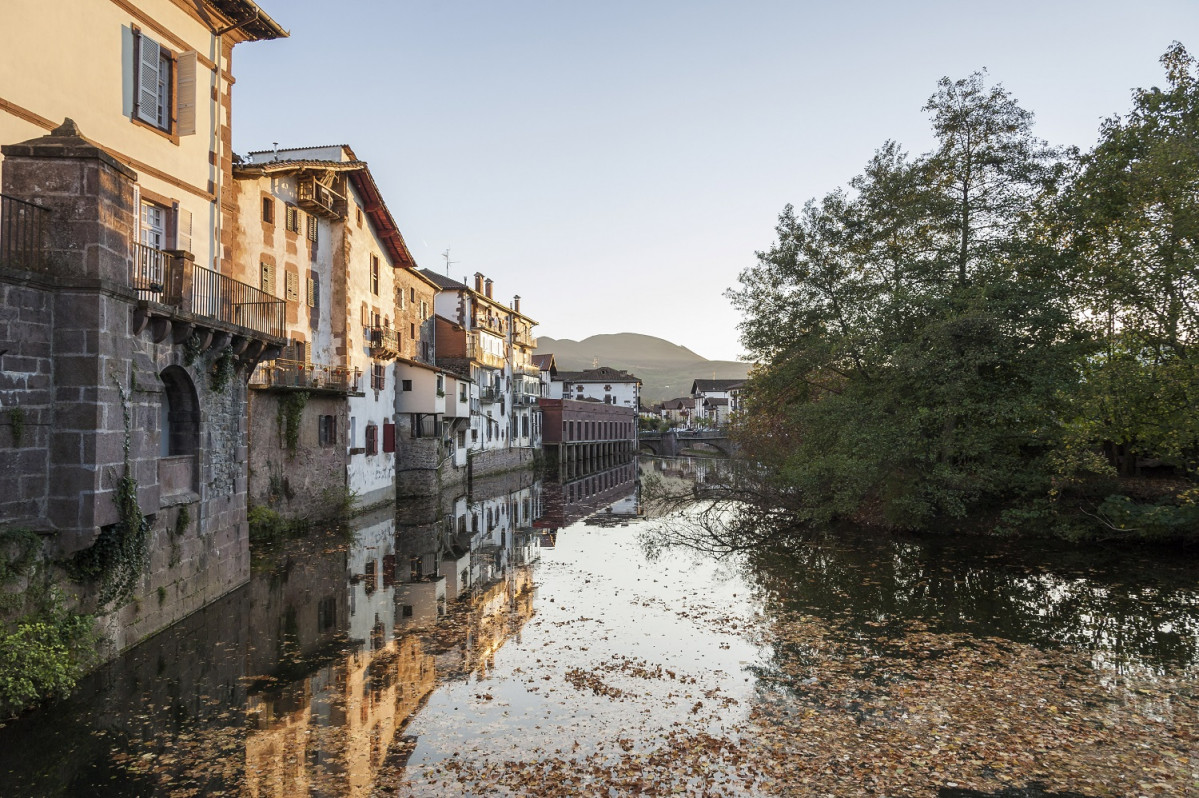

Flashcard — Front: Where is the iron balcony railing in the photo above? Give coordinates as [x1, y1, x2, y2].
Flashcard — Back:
[0, 193, 49, 271]
[479, 386, 500, 404]
[250, 359, 361, 392]
[131, 240, 168, 298]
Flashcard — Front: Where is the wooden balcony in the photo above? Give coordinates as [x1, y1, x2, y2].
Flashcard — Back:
[249, 359, 361, 393]
[296, 176, 346, 219]
[369, 326, 401, 359]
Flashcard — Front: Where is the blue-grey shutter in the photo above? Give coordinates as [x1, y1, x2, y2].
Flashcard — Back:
[136, 34, 161, 125]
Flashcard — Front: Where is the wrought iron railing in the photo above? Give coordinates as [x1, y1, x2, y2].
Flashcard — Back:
[190, 262, 286, 338]
[0, 194, 49, 271]
[128, 242, 285, 339]
[131, 240, 168, 299]
[249, 359, 360, 392]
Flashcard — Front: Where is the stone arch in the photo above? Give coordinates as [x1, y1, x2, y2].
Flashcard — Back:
[159, 365, 200, 457]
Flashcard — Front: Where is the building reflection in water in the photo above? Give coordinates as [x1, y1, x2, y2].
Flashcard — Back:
[0, 460, 640, 797]
[242, 471, 547, 796]
[536, 455, 641, 546]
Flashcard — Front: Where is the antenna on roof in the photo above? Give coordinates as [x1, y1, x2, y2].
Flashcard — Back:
[442, 247, 457, 276]
[271, 142, 279, 161]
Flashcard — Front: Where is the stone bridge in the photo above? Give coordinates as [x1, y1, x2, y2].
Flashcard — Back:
[639, 430, 737, 457]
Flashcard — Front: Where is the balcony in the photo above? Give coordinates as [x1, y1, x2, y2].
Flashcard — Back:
[296, 176, 346, 219]
[129, 241, 286, 340]
[369, 326, 401, 359]
[0, 193, 49, 271]
[514, 393, 538, 407]
[513, 329, 537, 348]
[479, 386, 500, 404]
[249, 359, 361, 393]
[516, 361, 541, 377]
[474, 312, 504, 335]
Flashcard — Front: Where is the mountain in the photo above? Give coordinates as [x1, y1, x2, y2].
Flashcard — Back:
[535, 333, 751, 405]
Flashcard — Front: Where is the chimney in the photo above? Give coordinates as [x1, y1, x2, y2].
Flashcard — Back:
[474, 272, 484, 293]
[484, 278, 493, 299]
[513, 295, 521, 313]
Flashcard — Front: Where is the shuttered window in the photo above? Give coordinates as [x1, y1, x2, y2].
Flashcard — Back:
[135, 32, 162, 126]
[306, 215, 318, 242]
[260, 263, 275, 295]
[365, 424, 378, 456]
[175, 51, 197, 136]
[307, 276, 318, 308]
[285, 205, 299, 233]
[176, 206, 192, 253]
[285, 271, 299, 302]
[383, 422, 396, 453]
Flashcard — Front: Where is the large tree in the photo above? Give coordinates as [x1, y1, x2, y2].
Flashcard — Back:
[729, 73, 1079, 530]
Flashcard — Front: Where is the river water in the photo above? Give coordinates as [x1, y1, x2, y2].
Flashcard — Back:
[0, 457, 1195, 796]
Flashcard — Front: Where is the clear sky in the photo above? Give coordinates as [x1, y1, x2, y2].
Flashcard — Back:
[232, 1, 1198, 362]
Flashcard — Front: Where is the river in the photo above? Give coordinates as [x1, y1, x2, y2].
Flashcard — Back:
[0, 456, 1195, 796]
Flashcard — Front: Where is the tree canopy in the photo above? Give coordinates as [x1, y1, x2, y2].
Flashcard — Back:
[729, 45, 1199, 539]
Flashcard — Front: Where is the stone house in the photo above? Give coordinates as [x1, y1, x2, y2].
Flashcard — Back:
[538, 397, 637, 478]
[0, 0, 287, 652]
[234, 145, 418, 514]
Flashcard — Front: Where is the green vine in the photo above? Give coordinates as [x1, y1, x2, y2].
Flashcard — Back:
[210, 347, 236, 393]
[182, 332, 204, 366]
[67, 380, 150, 611]
[276, 391, 309, 453]
[8, 407, 26, 447]
[0, 528, 41, 588]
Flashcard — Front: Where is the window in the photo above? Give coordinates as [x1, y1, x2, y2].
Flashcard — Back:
[262, 197, 274, 224]
[307, 276, 319, 309]
[436, 375, 444, 394]
[401, 379, 413, 392]
[370, 255, 380, 295]
[140, 200, 168, 249]
[260, 262, 275, 295]
[285, 271, 299, 302]
[459, 383, 467, 402]
[356, 206, 363, 227]
[306, 215, 319, 242]
[410, 322, 415, 340]
[318, 415, 338, 446]
[372, 363, 385, 391]
[285, 205, 299, 233]
[420, 300, 429, 321]
[133, 31, 171, 132]
[410, 287, 415, 304]
[383, 422, 396, 453]
[365, 424, 378, 455]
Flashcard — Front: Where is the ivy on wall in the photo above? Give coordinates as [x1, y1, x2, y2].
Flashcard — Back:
[276, 391, 309, 454]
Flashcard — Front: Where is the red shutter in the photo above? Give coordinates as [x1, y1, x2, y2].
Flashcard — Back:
[383, 422, 396, 453]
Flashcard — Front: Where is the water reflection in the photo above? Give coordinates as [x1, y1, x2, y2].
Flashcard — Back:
[0, 457, 1194, 796]
[0, 470, 564, 796]
[741, 532, 1199, 678]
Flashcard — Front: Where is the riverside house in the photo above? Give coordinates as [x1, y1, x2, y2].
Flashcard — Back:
[0, 0, 288, 652]
[233, 144, 420, 515]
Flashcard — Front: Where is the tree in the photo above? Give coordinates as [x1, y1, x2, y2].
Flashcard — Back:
[729, 71, 1079, 530]
[1062, 43, 1199, 476]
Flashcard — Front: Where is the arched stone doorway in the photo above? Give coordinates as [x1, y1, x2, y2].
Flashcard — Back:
[159, 365, 199, 496]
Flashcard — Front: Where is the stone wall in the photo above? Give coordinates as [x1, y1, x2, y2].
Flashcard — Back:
[247, 390, 348, 521]
[0, 123, 265, 655]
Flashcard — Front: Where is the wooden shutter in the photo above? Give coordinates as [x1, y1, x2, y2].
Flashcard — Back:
[307, 276, 317, 308]
[261, 263, 275, 294]
[285, 271, 299, 302]
[136, 33, 161, 124]
[176, 206, 192, 253]
[175, 51, 197, 135]
[383, 422, 396, 453]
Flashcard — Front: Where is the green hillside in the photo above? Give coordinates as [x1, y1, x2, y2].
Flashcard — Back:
[535, 333, 751, 405]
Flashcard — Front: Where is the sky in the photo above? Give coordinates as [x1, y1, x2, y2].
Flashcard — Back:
[231, 1, 1198, 363]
